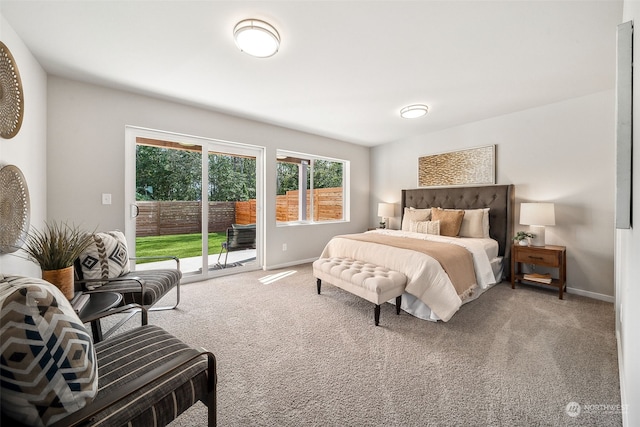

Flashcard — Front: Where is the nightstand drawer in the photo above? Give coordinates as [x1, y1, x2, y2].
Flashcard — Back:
[514, 247, 560, 267]
[512, 244, 567, 299]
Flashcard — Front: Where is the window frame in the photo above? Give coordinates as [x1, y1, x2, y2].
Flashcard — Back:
[276, 149, 350, 226]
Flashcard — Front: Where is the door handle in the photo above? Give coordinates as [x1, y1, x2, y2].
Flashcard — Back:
[131, 204, 139, 218]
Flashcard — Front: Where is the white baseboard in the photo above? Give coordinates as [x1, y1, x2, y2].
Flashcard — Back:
[265, 257, 317, 271]
[616, 329, 628, 426]
[262, 263, 617, 303]
[565, 286, 614, 303]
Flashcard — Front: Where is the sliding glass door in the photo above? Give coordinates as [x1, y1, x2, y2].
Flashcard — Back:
[125, 127, 263, 282]
[207, 149, 258, 271]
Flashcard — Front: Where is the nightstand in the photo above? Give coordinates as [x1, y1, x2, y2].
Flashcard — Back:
[511, 244, 567, 299]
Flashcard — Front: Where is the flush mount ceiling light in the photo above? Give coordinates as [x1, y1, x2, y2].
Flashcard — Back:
[400, 104, 429, 119]
[234, 19, 280, 58]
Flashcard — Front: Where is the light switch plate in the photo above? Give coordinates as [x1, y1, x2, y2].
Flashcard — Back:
[102, 193, 112, 205]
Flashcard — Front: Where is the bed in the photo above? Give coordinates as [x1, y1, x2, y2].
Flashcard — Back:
[317, 184, 514, 322]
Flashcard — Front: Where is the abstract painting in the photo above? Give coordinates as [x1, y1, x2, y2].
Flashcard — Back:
[418, 145, 495, 187]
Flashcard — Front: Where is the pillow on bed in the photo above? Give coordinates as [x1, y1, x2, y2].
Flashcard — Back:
[410, 220, 440, 235]
[401, 208, 431, 231]
[445, 208, 490, 238]
[431, 208, 464, 237]
[479, 208, 490, 238]
[457, 209, 484, 238]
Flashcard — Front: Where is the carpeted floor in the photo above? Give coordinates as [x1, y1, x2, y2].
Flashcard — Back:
[105, 263, 621, 426]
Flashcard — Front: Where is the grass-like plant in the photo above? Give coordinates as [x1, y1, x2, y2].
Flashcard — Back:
[22, 221, 94, 270]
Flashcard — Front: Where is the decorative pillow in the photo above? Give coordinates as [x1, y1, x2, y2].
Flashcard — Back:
[401, 208, 431, 231]
[0, 275, 98, 427]
[78, 231, 130, 289]
[449, 208, 488, 238]
[480, 208, 490, 238]
[431, 207, 465, 237]
[410, 220, 440, 235]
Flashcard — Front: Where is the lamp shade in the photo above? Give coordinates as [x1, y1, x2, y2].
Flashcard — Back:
[520, 203, 555, 226]
[377, 203, 394, 218]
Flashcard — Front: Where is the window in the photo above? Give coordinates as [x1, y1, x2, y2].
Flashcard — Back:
[276, 150, 348, 224]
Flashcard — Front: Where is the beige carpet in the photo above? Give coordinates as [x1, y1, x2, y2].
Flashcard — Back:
[107, 263, 621, 426]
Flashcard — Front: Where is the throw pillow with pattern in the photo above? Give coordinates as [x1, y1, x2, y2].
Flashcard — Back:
[78, 231, 130, 289]
[0, 276, 98, 426]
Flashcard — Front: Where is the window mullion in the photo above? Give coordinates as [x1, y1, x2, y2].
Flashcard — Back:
[299, 160, 308, 221]
[309, 158, 315, 222]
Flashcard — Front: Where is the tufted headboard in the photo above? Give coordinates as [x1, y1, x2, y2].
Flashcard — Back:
[401, 184, 514, 279]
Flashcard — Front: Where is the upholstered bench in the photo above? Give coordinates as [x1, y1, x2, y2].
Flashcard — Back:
[313, 257, 407, 326]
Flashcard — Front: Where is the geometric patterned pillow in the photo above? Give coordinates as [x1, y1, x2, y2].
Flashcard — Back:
[78, 231, 130, 290]
[0, 275, 98, 427]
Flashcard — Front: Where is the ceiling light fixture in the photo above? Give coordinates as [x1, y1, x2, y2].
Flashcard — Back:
[400, 104, 429, 119]
[233, 19, 280, 58]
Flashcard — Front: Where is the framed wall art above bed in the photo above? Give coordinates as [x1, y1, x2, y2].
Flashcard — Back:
[418, 145, 495, 187]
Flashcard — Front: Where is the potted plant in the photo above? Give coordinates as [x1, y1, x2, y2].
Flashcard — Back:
[22, 221, 94, 299]
[513, 231, 535, 246]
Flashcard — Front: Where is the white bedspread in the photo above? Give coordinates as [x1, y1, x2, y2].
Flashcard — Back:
[319, 229, 498, 322]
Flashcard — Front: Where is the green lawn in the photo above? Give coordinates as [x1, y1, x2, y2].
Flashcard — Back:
[135, 232, 227, 262]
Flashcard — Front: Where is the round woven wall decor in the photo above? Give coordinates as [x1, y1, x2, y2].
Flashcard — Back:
[0, 164, 30, 254]
[0, 41, 25, 139]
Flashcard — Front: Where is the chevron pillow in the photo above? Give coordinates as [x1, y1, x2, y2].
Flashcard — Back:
[78, 231, 131, 289]
[0, 275, 98, 426]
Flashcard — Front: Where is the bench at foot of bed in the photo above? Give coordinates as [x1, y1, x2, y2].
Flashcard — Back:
[312, 257, 407, 326]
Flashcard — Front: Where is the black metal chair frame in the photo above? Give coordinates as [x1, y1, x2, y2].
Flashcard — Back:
[75, 255, 181, 339]
[216, 227, 256, 267]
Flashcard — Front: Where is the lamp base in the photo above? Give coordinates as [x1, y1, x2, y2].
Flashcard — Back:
[529, 225, 546, 246]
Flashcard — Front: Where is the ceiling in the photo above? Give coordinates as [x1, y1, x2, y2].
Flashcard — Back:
[1, 1, 623, 147]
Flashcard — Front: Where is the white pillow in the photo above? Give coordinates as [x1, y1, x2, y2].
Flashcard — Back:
[445, 208, 490, 238]
[481, 208, 490, 237]
[458, 209, 484, 238]
[401, 208, 431, 231]
[410, 220, 440, 235]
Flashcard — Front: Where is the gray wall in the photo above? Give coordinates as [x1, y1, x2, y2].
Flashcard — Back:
[45, 76, 369, 269]
[370, 90, 615, 300]
[0, 16, 48, 277]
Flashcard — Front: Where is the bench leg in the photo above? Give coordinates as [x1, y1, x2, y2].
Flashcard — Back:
[396, 295, 402, 315]
[374, 304, 381, 326]
[317, 278, 321, 294]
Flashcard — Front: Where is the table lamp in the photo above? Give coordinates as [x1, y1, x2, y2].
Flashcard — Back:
[519, 202, 555, 246]
[377, 203, 394, 229]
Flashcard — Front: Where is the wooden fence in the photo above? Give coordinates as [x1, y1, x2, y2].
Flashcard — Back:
[136, 201, 236, 237]
[135, 187, 343, 236]
[234, 200, 256, 225]
[276, 187, 343, 222]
